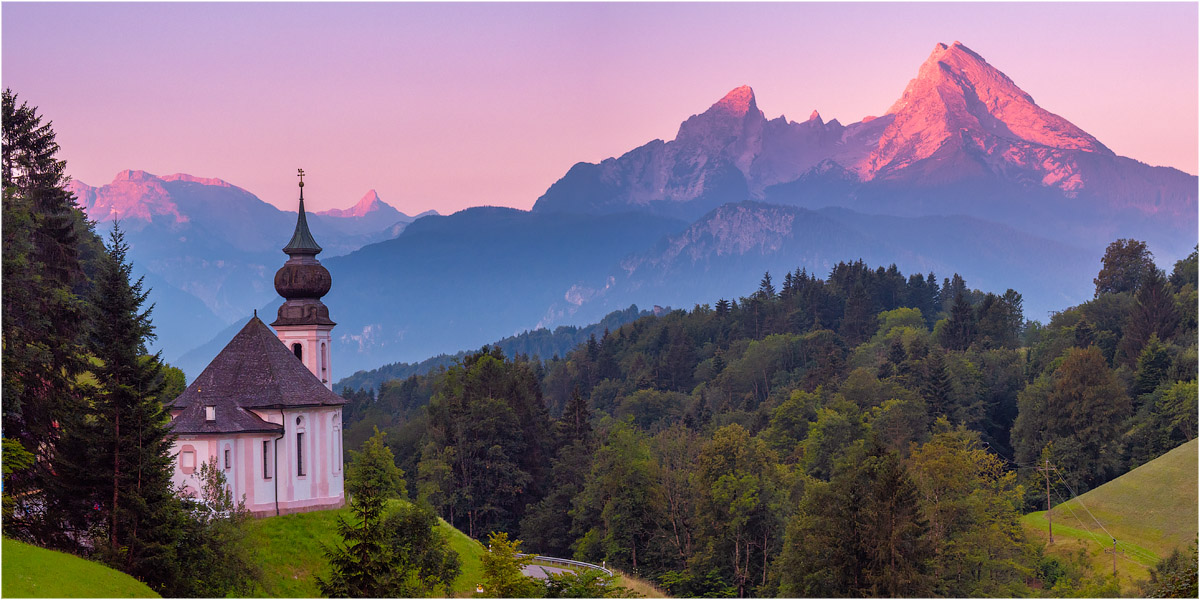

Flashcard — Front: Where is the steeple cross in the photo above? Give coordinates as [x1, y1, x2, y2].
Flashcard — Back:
[297, 168, 306, 188]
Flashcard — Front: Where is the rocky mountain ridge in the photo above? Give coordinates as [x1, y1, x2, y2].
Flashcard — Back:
[532, 42, 1196, 256]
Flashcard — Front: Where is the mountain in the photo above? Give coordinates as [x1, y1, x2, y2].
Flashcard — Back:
[174, 207, 687, 379]
[68, 171, 420, 360]
[565, 201, 1097, 322]
[333, 304, 652, 393]
[533, 42, 1197, 258]
[313, 189, 436, 237]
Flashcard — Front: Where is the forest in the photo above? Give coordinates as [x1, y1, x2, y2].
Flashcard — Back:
[339, 241, 1199, 597]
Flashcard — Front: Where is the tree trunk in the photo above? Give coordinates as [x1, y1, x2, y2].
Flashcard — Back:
[111, 408, 120, 552]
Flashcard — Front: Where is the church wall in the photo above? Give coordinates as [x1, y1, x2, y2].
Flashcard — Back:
[274, 325, 334, 390]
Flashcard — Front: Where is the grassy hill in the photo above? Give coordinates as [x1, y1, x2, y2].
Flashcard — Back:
[1, 537, 159, 598]
[243, 501, 486, 597]
[1022, 438, 1198, 590]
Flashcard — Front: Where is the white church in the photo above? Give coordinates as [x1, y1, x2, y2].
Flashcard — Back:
[168, 174, 346, 516]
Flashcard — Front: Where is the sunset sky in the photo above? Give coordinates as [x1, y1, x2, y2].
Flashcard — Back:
[3, 2, 1196, 215]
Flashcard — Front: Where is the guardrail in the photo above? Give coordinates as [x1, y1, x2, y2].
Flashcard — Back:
[515, 553, 613, 577]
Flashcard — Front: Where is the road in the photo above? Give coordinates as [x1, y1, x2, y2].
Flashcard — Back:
[521, 563, 575, 579]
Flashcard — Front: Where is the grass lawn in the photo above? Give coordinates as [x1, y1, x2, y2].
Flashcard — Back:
[1, 537, 159, 598]
[243, 500, 486, 597]
[1021, 438, 1198, 592]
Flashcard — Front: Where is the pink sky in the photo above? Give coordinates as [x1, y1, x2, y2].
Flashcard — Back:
[3, 2, 1196, 215]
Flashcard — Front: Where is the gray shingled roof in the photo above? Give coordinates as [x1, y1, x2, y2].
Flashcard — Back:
[171, 316, 344, 434]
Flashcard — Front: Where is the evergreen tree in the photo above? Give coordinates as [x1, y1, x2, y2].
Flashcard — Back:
[1, 90, 97, 541]
[919, 347, 953, 420]
[757, 271, 776, 299]
[52, 227, 183, 591]
[1120, 268, 1179, 363]
[1132, 334, 1171, 398]
[317, 429, 408, 597]
[940, 290, 977, 351]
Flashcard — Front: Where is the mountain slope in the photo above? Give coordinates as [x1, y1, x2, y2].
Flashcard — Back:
[1022, 439, 1198, 588]
[68, 171, 419, 360]
[175, 207, 687, 380]
[532, 42, 1197, 257]
[568, 201, 1095, 322]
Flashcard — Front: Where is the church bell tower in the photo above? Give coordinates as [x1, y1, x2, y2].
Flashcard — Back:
[272, 169, 335, 388]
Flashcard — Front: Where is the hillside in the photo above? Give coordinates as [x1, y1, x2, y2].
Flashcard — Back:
[335, 304, 652, 393]
[243, 502, 486, 597]
[1, 538, 159, 598]
[1023, 438, 1198, 589]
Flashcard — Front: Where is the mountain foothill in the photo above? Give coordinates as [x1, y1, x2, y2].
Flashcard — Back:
[68, 41, 1196, 383]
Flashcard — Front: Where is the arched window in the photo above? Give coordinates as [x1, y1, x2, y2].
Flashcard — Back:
[292, 343, 303, 361]
[321, 342, 328, 382]
[296, 415, 307, 477]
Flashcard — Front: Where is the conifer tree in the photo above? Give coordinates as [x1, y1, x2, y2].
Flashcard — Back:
[318, 429, 408, 597]
[52, 226, 183, 590]
[1, 90, 98, 540]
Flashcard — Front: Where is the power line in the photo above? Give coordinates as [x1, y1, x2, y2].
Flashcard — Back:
[1047, 463, 1160, 566]
[1053, 471, 1116, 542]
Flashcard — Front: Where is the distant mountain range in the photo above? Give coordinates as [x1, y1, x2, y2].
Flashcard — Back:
[76, 41, 1197, 383]
[534, 42, 1196, 258]
[68, 170, 435, 360]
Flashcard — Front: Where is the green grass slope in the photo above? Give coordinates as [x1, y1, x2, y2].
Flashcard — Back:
[1, 537, 159, 598]
[244, 501, 485, 597]
[1022, 438, 1198, 589]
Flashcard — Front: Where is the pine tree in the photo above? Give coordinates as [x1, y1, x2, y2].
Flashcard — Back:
[715, 298, 731, 318]
[561, 387, 593, 445]
[317, 429, 407, 597]
[2, 90, 98, 541]
[940, 290, 977, 351]
[1120, 268, 1179, 363]
[758, 271, 776, 299]
[52, 226, 183, 591]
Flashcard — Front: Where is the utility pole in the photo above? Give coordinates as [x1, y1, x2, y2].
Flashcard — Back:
[1110, 538, 1118, 576]
[1037, 459, 1056, 544]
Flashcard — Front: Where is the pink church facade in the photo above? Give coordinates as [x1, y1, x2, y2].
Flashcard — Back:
[169, 176, 346, 517]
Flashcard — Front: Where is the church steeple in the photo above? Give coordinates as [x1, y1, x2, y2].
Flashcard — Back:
[283, 169, 322, 255]
[272, 169, 336, 388]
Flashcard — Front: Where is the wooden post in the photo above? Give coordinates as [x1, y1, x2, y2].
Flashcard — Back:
[1038, 459, 1055, 544]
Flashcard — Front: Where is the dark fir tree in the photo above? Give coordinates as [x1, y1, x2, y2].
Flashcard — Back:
[1, 90, 98, 541]
[52, 227, 183, 591]
[940, 290, 977, 351]
[317, 429, 409, 597]
[1120, 268, 1179, 363]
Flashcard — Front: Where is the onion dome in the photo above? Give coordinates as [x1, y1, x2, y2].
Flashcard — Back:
[272, 170, 335, 327]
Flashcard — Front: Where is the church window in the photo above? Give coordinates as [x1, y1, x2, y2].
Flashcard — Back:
[263, 440, 273, 479]
[321, 342, 327, 382]
[293, 343, 303, 361]
[205, 405, 216, 421]
[332, 424, 341, 474]
[181, 450, 195, 474]
[224, 447, 231, 470]
[297, 432, 306, 477]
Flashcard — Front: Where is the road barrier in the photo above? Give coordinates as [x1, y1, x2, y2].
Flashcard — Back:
[515, 554, 613, 577]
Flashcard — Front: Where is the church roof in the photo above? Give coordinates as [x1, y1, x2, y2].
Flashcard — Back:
[170, 316, 344, 434]
[283, 195, 322, 255]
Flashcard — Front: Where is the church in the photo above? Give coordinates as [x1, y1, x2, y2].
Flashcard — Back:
[168, 173, 346, 517]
